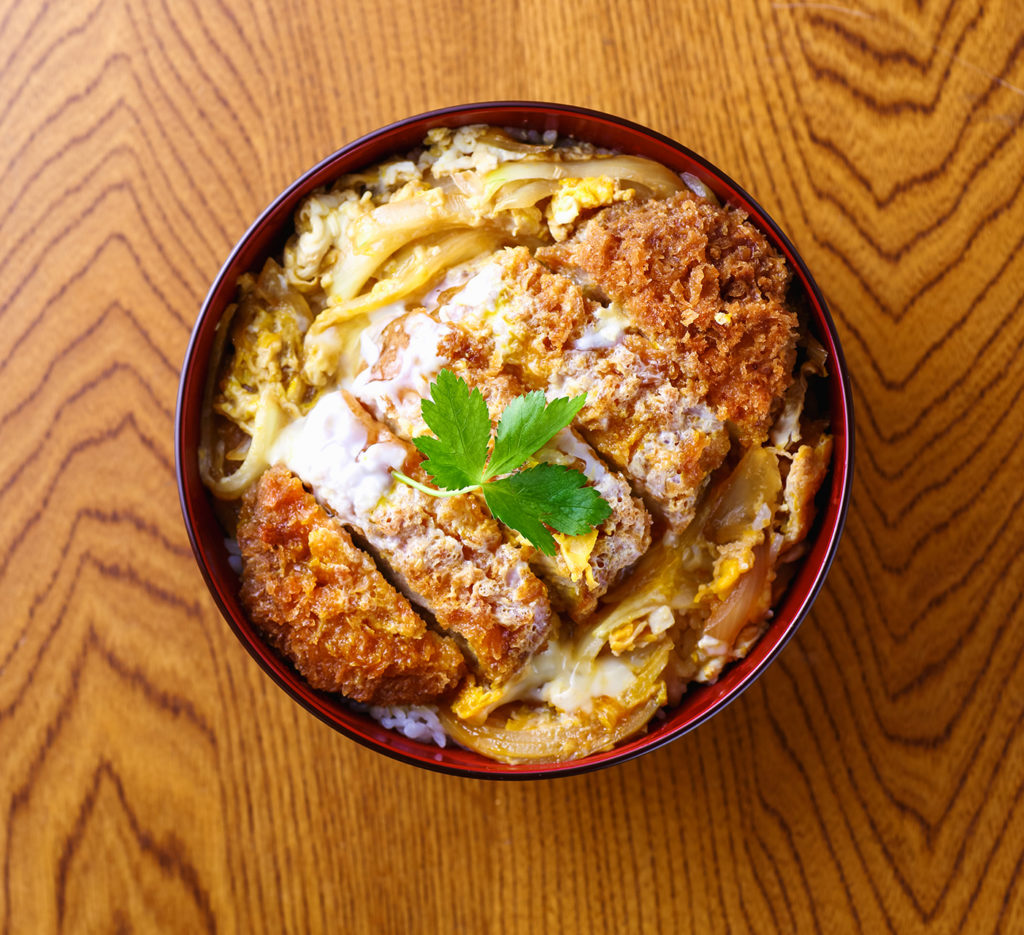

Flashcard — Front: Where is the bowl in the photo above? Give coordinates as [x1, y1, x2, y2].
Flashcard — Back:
[175, 101, 853, 778]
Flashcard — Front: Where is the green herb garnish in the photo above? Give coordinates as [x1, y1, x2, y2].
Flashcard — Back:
[392, 369, 612, 555]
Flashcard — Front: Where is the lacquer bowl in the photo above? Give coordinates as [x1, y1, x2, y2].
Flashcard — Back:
[175, 102, 854, 779]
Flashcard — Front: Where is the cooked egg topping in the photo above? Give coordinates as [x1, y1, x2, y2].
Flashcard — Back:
[453, 632, 643, 723]
[351, 311, 451, 406]
[571, 301, 629, 350]
[268, 391, 405, 520]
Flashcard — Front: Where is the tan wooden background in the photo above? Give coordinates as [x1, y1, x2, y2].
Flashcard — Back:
[3, 0, 1023, 931]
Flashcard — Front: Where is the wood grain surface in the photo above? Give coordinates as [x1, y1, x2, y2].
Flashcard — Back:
[2, 0, 1023, 931]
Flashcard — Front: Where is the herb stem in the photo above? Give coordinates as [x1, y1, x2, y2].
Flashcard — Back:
[391, 470, 478, 499]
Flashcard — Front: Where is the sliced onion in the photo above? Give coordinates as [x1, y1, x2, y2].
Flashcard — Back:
[704, 542, 771, 644]
[493, 179, 560, 212]
[483, 155, 684, 200]
[200, 388, 283, 500]
[438, 640, 670, 764]
[706, 447, 782, 544]
[439, 692, 663, 765]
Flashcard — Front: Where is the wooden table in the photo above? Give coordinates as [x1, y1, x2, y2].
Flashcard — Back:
[3, 0, 1023, 931]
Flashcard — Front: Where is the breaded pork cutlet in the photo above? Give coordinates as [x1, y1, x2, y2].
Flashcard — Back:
[430, 248, 733, 531]
[237, 465, 466, 705]
[270, 390, 553, 683]
[538, 191, 798, 445]
[352, 309, 651, 621]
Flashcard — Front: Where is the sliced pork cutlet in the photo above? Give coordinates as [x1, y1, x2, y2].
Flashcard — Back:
[237, 465, 466, 705]
[352, 309, 651, 621]
[537, 191, 799, 445]
[430, 248, 733, 531]
[270, 390, 553, 684]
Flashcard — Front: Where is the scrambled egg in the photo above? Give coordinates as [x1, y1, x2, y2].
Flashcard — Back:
[546, 177, 634, 240]
[552, 529, 600, 588]
[216, 259, 313, 435]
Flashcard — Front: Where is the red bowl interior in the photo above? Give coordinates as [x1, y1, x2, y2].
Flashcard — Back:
[175, 101, 853, 779]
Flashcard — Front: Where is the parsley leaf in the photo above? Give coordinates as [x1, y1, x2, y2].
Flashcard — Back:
[487, 391, 586, 478]
[483, 464, 613, 555]
[413, 368, 491, 490]
[392, 369, 612, 555]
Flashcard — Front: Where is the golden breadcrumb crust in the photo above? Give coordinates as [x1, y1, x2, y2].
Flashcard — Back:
[237, 465, 466, 705]
[538, 192, 798, 443]
[443, 345, 653, 620]
[444, 249, 732, 529]
[341, 394, 555, 684]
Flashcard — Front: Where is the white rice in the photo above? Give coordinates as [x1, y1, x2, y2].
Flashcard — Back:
[224, 537, 243, 575]
[366, 705, 448, 748]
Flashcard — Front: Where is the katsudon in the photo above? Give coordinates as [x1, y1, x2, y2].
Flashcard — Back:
[199, 125, 832, 764]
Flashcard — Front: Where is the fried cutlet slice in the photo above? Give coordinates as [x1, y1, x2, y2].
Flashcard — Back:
[431, 249, 732, 531]
[537, 192, 798, 444]
[237, 465, 466, 705]
[271, 390, 553, 683]
[352, 310, 651, 620]
[539, 338, 732, 531]
[533, 427, 652, 618]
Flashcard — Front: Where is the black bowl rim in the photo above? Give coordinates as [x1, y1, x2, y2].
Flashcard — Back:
[175, 100, 854, 780]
